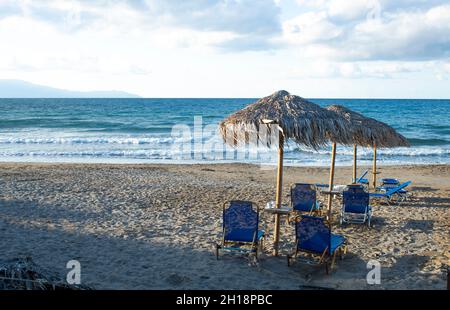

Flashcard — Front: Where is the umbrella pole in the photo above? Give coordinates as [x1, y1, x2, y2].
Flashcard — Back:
[372, 143, 377, 189]
[273, 133, 284, 256]
[353, 144, 357, 183]
[327, 142, 337, 221]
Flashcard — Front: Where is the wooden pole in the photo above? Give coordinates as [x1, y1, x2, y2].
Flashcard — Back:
[372, 143, 377, 189]
[273, 132, 284, 256]
[353, 144, 357, 183]
[327, 142, 337, 221]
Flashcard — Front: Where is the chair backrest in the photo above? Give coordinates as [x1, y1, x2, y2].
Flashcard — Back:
[291, 183, 317, 212]
[295, 215, 331, 253]
[343, 186, 369, 213]
[386, 181, 412, 196]
[223, 200, 258, 242]
[346, 184, 366, 191]
[356, 170, 369, 183]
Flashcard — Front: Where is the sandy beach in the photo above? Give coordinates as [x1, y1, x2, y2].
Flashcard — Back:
[0, 162, 448, 290]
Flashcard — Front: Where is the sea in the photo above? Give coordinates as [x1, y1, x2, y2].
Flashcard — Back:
[0, 98, 449, 166]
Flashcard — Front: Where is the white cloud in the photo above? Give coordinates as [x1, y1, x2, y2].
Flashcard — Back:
[287, 61, 423, 79]
[284, 3, 450, 61]
[146, 0, 281, 35]
[283, 12, 343, 45]
[327, 0, 378, 22]
[0, 0, 282, 51]
[0, 0, 449, 97]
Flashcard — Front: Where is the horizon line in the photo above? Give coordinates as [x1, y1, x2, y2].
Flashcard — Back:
[1, 97, 449, 100]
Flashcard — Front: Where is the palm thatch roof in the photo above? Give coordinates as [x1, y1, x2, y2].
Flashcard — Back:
[326, 105, 410, 148]
[219, 90, 353, 149]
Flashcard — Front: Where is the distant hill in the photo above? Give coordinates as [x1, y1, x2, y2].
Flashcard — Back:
[0, 80, 140, 98]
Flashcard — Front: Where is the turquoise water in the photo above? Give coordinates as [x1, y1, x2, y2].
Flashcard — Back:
[0, 98, 449, 166]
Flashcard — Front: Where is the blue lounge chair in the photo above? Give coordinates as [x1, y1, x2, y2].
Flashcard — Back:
[290, 183, 321, 215]
[341, 185, 372, 227]
[287, 215, 347, 274]
[377, 178, 408, 195]
[369, 181, 412, 203]
[216, 200, 265, 260]
[355, 170, 369, 185]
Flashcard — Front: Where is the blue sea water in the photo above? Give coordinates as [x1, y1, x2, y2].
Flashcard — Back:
[0, 98, 449, 166]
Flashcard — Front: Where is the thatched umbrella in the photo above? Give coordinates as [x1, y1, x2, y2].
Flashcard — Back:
[220, 90, 352, 255]
[326, 105, 410, 188]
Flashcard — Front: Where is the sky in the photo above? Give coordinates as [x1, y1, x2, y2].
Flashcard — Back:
[0, 0, 449, 98]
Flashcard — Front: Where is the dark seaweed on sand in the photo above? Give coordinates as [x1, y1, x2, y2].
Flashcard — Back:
[0, 257, 92, 290]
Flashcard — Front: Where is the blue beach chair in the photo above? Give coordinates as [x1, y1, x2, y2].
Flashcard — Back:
[287, 215, 347, 274]
[216, 200, 265, 260]
[377, 178, 408, 193]
[355, 170, 369, 185]
[369, 181, 412, 204]
[340, 185, 372, 227]
[290, 183, 321, 215]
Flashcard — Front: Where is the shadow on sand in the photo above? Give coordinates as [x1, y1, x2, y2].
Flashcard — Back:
[0, 198, 445, 290]
[403, 219, 435, 233]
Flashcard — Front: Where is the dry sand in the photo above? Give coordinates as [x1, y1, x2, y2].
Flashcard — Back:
[0, 162, 448, 290]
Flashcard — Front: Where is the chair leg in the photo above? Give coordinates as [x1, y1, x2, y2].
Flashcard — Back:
[256, 237, 266, 260]
[215, 244, 220, 260]
[331, 251, 337, 270]
[319, 247, 328, 264]
[248, 252, 258, 265]
[287, 249, 298, 267]
[252, 241, 259, 261]
[342, 244, 348, 259]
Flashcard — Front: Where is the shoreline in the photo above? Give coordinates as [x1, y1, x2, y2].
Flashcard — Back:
[0, 162, 448, 289]
[0, 160, 449, 168]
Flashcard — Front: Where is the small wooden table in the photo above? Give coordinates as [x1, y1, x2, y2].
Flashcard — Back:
[264, 201, 292, 215]
[264, 202, 292, 256]
[320, 190, 342, 198]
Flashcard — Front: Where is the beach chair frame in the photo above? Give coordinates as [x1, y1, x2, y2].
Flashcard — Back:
[370, 181, 412, 205]
[340, 185, 372, 227]
[376, 178, 410, 202]
[287, 216, 347, 274]
[215, 200, 264, 261]
[355, 169, 369, 185]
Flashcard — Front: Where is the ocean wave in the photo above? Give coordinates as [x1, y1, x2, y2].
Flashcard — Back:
[0, 146, 448, 161]
[286, 145, 450, 157]
[0, 150, 177, 158]
[0, 137, 449, 158]
[0, 152, 448, 166]
[0, 136, 191, 145]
